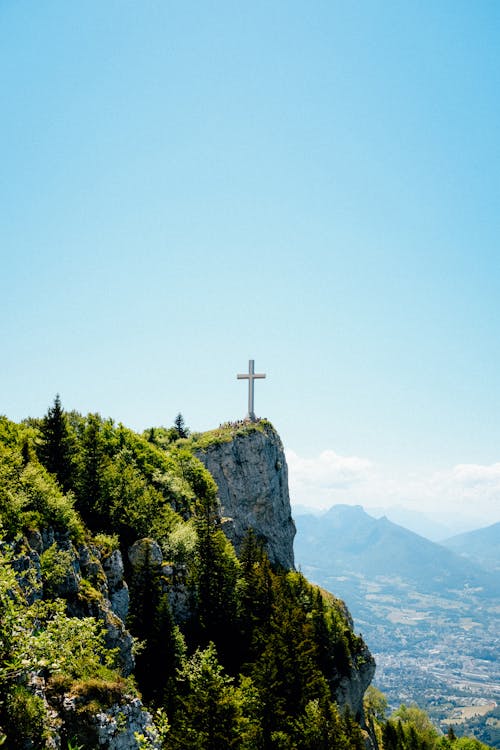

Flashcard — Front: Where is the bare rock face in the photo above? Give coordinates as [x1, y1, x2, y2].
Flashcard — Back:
[103, 549, 130, 623]
[195, 421, 296, 570]
[333, 643, 376, 722]
[61, 695, 159, 749]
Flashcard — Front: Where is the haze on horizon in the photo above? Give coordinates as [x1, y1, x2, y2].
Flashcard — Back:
[1, 3, 499, 531]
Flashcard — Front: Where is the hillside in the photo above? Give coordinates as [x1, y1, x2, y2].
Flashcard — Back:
[442, 523, 500, 573]
[0, 405, 373, 750]
[296, 504, 498, 594]
[294, 505, 500, 745]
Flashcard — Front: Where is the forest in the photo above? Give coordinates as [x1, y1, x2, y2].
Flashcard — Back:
[0, 397, 495, 750]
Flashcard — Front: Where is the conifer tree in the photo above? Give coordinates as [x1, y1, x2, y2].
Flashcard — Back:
[383, 721, 400, 750]
[169, 643, 244, 750]
[39, 394, 74, 492]
[127, 544, 185, 707]
[174, 413, 189, 439]
[76, 413, 107, 528]
[193, 515, 239, 668]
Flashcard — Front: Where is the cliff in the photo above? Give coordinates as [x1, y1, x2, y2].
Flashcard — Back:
[193, 419, 296, 569]
[192, 419, 374, 716]
[0, 411, 375, 749]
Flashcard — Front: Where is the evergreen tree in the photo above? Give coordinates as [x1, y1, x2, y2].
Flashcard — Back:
[193, 515, 239, 667]
[174, 413, 189, 439]
[76, 413, 107, 527]
[39, 394, 74, 492]
[383, 721, 400, 750]
[127, 544, 185, 707]
[246, 572, 335, 746]
[169, 643, 244, 750]
[238, 529, 275, 663]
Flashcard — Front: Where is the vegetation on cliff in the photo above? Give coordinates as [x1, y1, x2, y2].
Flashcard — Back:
[0, 399, 494, 750]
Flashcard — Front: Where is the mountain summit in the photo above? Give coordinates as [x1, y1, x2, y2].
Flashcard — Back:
[0, 411, 374, 749]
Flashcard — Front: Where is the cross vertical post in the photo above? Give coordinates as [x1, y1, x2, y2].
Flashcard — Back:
[237, 359, 266, 421]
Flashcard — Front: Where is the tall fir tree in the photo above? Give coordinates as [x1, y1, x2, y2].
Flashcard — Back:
[127, 544, 185, 707]
[174, 413, 189, 439]
[39, 394, 74, 492]
[75, 413, 107, 528]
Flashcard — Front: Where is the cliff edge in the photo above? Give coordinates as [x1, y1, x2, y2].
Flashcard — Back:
[193, 419, 296, 570]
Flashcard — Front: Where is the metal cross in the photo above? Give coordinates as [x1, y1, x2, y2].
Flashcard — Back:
[237, 359, 266, 421]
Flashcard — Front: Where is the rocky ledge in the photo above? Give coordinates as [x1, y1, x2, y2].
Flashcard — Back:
[195, 420, 296, 570]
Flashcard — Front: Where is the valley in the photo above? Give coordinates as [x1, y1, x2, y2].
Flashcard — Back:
[294, 505, 500, 747]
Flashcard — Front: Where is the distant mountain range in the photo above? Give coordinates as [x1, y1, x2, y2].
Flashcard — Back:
[293, 503, 500, 738]
[442, 522, 500, 573]
[291, 502, 495, 541]
[294, 504, 498, 596]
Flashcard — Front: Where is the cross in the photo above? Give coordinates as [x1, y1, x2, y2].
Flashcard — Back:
[237, 359, 266, 421]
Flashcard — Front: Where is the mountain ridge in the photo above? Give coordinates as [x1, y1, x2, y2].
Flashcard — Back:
[296, 503, 498, 596]
[294, 502, 500, 746]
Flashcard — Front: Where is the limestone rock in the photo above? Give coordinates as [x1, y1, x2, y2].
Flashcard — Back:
[128, 538, 163, 571]
[195, 421, 296, 569]
[103, 549, 130, 623]
[61, 694, 159, 749]
[9, 542, 43, 603]
[79, 544, 109, 598]
[332, 641, 376, 722]
[103, 549, 125, 588]
[93, 699, 160, 749]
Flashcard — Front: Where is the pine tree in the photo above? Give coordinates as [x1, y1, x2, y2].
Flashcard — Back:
[76, 413, 107, 528]
[193, 518, 239, 668]
[127, 545, 185, 707]
[174, 413, 189, 439]
[39, 394, 74, 492]
[170, 643, 243, 750]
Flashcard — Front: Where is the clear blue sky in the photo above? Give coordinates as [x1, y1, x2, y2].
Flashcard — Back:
[2, 2, 499, 524]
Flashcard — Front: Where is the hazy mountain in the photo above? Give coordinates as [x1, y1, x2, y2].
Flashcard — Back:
[295, 504, 498, 596]
[364, 505, 471, 541]
[442, 522, 500, 573]
[294, 503, 500, 733]
[291, 501, 488, 541]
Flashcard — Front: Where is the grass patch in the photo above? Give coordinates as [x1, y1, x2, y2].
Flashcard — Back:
[188, 418, 273, 452]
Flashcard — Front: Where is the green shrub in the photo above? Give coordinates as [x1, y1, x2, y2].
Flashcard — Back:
[3, 685, 49, 749]
[40, 543, 76, 598]
[93, 533, 120, 556]
[28, 599, 119, 680]
[70, 676, 131, 707]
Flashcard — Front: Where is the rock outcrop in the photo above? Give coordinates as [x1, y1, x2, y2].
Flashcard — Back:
[194, 420, 374, 721]
[195, 420, 296, 570]
[1, 418, 375, 745]
[6, 531, 135, 676]
[61, 695, 159, 749]
[331, 604, 376, 721]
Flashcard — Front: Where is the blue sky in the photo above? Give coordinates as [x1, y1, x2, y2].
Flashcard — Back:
[2, 2, 500, 527]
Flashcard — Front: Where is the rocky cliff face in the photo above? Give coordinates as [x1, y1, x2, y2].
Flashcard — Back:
[332, 602, 376, 721]
[194, 420, 375, 721]
[4, 532, 155, 749]
[195, 420, 296, 570]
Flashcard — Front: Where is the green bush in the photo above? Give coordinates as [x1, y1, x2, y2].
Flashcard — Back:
[3, 685, 49, 750]
[40, 543, 76, 598]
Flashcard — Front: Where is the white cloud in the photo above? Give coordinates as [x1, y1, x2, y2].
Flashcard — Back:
[285, 448, 500, 526]
[285, 448, 374, 509]
[451, 462, 500, 486]
[286, 449, 372, 488]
